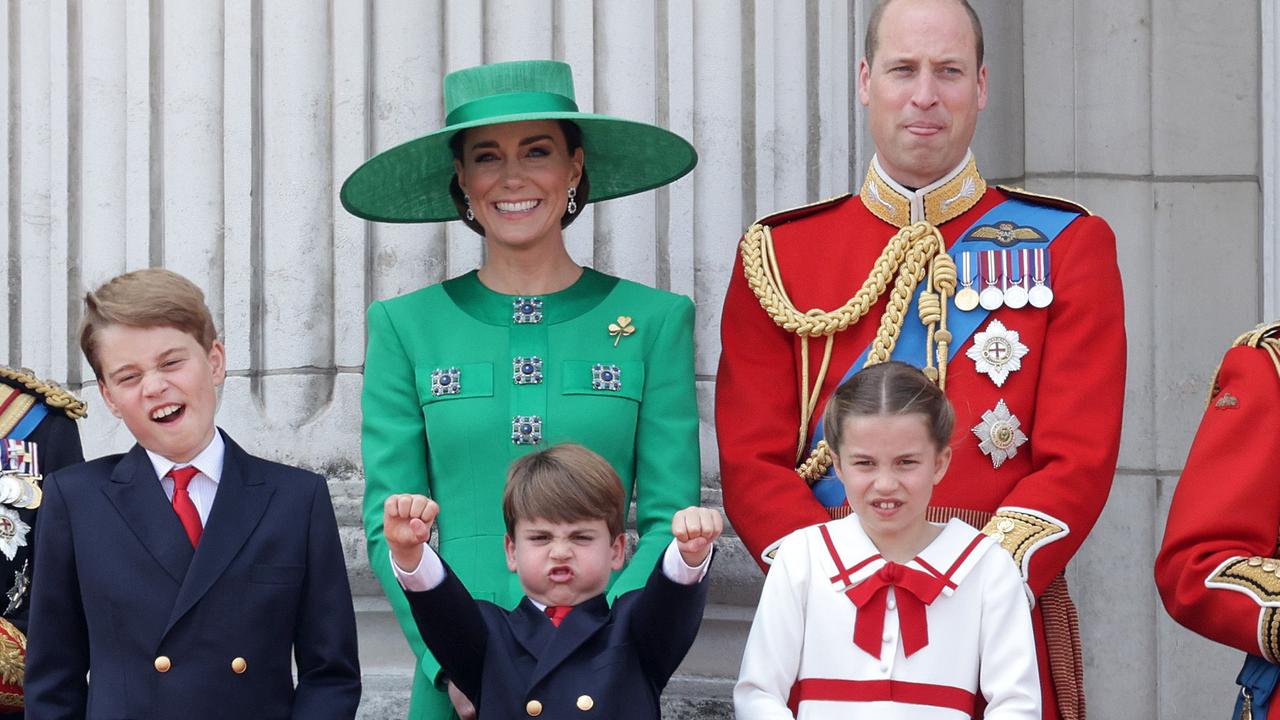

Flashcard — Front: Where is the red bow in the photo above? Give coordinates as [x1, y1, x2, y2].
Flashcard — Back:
[844, 561, 946, 659]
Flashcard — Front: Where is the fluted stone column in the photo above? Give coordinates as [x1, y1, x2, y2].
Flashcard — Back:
[0, 2, 1271, 717]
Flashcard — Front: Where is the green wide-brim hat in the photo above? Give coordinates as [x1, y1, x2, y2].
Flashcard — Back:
[340, 60, 698, 223]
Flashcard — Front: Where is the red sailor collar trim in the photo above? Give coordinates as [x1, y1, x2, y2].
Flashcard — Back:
[859, 151, 987, 228]
[818, 516, 996, 660]
[817, 515, 997, 599]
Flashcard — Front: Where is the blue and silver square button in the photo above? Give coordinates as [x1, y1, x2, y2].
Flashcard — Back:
[431, 367, 461, 396]
[512, 297, 544, 324]
[511, 416, 543, 445]
[512, 357, 544, 385]
[592, 364, 621, 391]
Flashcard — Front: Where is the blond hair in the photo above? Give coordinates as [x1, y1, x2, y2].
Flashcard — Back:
[503, 444, 626, 539]
[80, 268, 218, 379]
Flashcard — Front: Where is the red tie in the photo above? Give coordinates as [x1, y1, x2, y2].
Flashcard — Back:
[168, 466, 203, 547]
[544, 605, 572, 628]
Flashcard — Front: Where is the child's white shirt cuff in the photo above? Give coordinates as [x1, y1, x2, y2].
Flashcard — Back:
[391, 537, 712, 593]
[391, 544, 445, 592]
[662, 538, 713, 585]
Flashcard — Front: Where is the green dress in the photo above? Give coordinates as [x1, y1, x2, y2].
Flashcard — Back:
[361, 268, 701, 719]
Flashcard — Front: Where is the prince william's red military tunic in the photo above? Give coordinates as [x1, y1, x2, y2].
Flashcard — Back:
[717, 154, 1126, 720]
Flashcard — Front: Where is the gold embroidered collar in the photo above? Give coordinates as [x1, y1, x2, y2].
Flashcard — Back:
[859, 152, 986, 227]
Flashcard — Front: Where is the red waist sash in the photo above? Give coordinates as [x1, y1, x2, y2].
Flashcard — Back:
[792, 678, 976, 715]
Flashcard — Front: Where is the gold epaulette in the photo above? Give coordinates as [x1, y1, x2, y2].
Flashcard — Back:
[996, 184, 1093, 217]
[0, 367, 87, 420]
[749, 193, 852, 231]
[1232, 320, 1280, 349]
[1206, 321, 1280, 404]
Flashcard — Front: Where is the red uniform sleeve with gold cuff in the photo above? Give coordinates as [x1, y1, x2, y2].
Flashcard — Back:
[973, 214, 1126, 598]
[1156, 341, 1280, 659]
[717, 248, 830, 569]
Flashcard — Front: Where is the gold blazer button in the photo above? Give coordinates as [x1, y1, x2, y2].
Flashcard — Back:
[576, 694, 594, 711]
[154, 656, 171, 673]
[525, 699, 543, 716]
[231, 657, 248, 674]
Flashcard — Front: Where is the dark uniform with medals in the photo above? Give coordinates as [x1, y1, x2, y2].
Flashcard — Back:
[0, 367, 86, 714]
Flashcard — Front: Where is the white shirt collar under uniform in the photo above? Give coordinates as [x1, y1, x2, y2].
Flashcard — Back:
[146, 430, 225, 526]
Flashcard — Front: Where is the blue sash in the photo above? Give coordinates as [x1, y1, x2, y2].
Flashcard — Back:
[7, 402, 47, 441]
[1234, 654, 1279, 720]
[808, 198, 1080, 506]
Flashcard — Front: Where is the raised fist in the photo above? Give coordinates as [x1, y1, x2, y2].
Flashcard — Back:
[671, 506, 723, 567]
[384, 494, 440, 572]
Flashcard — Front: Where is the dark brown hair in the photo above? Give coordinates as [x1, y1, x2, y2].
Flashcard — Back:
[448, 119, 591, 235]
[821, 361, 955, 453]
[865, 0, 984, 68]
[503, 443, 625, 539]
[79, 268, 218, 380]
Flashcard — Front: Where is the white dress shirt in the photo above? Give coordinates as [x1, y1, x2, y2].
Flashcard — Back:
[392, 538, 712, 604]
[146, 431, 224, 527]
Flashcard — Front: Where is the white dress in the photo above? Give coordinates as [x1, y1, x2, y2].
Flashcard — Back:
[735, 515, 1040, 719]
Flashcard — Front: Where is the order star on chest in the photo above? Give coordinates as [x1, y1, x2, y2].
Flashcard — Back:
[972, 400, 1028, 469]
[0, 507, 29, 562]
[965, 319, 1029, 387]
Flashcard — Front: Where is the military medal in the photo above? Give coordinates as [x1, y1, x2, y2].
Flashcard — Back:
[0, 474, 36, 509]
[0, 477, 18, 505]
[16, 478, 39, 509]
[0, 508, 29, 562]
[978, 251, 1004, 310]
[954, 251, 980, 311]
[0, 440, 37, 477]
[4, 560, 27, 615]
[1003, 250, 1029, 309]
[0, 475, 39, 510]
[972, 399, 1028, 469]
[1028, 248, 1053, 308]
[966, 319, 1029, 387]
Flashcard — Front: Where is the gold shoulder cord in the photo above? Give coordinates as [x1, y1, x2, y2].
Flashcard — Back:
[740, 221, 956, 481]
[1262, 337, 1280, 379]
[1207, 322, 1280, 406]
[0, 367, 88, 420]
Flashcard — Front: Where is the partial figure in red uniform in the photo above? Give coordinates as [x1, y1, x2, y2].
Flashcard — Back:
[715, 1, 1126, 718]
[1156, 321, 1280, 719]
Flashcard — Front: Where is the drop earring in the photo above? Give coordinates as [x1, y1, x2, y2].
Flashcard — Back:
[567, 187, 578, 215]
[464, 193, 475, 221]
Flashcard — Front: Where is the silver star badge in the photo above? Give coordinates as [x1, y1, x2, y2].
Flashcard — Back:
[0, 507, 29, 562]
[966, 319, 1029, 387]
[972, 399, 1028, 469]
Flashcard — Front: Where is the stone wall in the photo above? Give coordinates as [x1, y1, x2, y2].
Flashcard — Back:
[1, 1, 1271, 717]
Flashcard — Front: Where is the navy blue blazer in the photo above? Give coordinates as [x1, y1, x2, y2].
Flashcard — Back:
[405, 553, 709, 720]
[25, 430, 361, 720]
